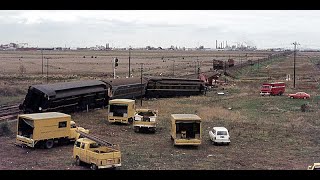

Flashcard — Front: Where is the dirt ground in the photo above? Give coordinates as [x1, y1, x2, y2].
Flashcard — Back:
[0, 50, 319, 170]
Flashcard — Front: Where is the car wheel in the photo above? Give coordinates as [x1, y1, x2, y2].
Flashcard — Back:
[290, 96, 294, 99]
[91, 164, 98, 170]
[304, 97, 307, 99]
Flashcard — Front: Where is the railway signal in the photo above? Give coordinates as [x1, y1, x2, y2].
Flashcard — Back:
[114, 58, 119, 67]
[113, 57, 119, 79]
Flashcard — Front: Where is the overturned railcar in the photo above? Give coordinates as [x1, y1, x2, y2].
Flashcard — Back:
[145, 77, 206, 98]
[19, 80, 110, 113]
[103, 77, 147, 100]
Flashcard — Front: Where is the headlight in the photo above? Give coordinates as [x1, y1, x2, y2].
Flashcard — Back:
[39, 107, 42, 111]
[109, 112, 113, 116]
[123, 113, 127, 117]
[150, 117, 156, 122]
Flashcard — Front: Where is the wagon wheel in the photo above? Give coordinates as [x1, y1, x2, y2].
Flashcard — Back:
[90, 164, 98, 170]
[44, 139, 54, 149]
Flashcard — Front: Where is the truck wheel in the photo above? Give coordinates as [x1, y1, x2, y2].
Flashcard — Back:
[128, 118, 133, 124]
[90, 164, 98, 170]
[44, 140, 54, 149]
[290, 96, 294, 99]
[134, 126, 139, 133]
[75, 157, 82, 166]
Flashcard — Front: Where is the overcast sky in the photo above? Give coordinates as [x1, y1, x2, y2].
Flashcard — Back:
[0, 10, 319, 49]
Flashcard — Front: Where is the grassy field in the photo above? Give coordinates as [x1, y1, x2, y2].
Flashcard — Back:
[0, 50, 319, 170]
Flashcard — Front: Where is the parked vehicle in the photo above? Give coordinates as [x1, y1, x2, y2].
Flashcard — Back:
[16, 112, 89, 149]
[73, 133, 121, 170]
[107, 99, 135, 124]
[307, 163, 320, 170]
[170, 114, 201, 146]
[133, 109, 158, 133]
[209, 127, 230, 145]
[260, 82, 285, 96]
[288, 92, 310, 99]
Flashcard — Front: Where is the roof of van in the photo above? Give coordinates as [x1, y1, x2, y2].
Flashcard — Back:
[109, 99, 135, 103]
[171, 114, 201, 121]
[19, 112, 71, 120]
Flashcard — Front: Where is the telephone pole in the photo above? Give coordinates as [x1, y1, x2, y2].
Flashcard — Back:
[41, 49, 44, 75]
[128, 47, 131, 77]
[140, 63, 143, 106]
[293, 42, 300, 88]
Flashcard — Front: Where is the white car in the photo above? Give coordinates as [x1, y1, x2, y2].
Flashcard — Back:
[209, 127, 230, 145]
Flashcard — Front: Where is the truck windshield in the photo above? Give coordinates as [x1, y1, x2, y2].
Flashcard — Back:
[110, 104, 128, 117]
[262, 85, 270, 89]
[217, 131, 228, 135]
[138, 111, 155, 117]
[89, 143, 101, 148]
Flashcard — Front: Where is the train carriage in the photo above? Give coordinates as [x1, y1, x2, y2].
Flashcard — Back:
[145, 77, 206, 98]
[19, 80, 110, 113]
[102, 77, 148, 100]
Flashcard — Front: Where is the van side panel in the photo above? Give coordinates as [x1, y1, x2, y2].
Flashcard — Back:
[33, 117, 71, 140]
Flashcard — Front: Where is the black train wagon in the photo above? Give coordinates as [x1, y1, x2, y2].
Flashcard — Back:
[145, 77, 206, 98]
[102, 77, 148, 100]
[19, 80, 110, 113]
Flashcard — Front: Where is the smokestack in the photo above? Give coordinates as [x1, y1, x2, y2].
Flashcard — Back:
[226, 41, 228, 47]
[223, 41, 224, 48]
[216, 40, 217, 49]
[221, 42, 222, 49]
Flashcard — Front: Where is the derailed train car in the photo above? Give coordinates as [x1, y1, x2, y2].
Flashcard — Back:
[103, 77, 148, 99]
[144, 77, 206, 98]
[19, 80, 110, 113]
[20, 77, 207, 114]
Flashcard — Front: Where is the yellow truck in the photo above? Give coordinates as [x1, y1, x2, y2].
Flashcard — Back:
[107, 99, 135, 124]
[307, 163, 320, 170]
[73, 131, 121, 170]
[170, 114, 202, 146]
[16, 112, 89, 149]
[133, 108, 158, 133]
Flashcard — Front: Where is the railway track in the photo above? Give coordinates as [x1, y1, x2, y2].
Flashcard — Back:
[0, 104, 22, 122]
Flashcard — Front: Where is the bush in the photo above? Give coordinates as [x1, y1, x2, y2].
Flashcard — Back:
[301, 103, 310, 112]
[0, 122, 12, 136]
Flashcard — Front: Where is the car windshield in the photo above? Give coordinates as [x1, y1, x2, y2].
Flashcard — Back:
[217, 131, 228, 135]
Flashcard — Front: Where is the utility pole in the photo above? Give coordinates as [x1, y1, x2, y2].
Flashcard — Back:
[293, 42, 300, 88]
[46, 57, 49, 83]
[41, 49, 44, 75]
[140, 63, 143, 106]
[128, 47, 131, 77]
[173, 60, 175, 77]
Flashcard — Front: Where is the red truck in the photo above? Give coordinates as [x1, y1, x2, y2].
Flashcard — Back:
[260, 82, 285, 96]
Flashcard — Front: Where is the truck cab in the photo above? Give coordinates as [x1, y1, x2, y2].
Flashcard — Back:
[73, 138, 121, 170]
[133, 108, 158, 133]
[170, 114, 201, 146]
[107, 99, 135, 124]
[260, 82, 285, 96]
[70, 121, 89, 140]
